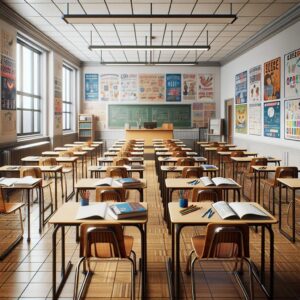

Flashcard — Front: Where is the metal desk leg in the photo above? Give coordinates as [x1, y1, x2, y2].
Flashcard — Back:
[27, 189, 31, 242]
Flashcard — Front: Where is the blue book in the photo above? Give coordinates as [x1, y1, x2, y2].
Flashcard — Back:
[115, 177, 142, 187]
[201, 164, 217, 170]
[109, 202, 147, 219]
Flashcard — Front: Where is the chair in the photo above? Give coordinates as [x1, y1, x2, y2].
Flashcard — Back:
[169, 146, 182, 151]
[186, 223, 253, 300]
[120, 151, 132, 158]
[191, 188, 220, 203]
[176, 157, 195, 166]
[59, 151, 74, 201]
[73, 223, 136, 300]
[210, 142, 219, 147]
[95, 188, 126, 202]
[106, 167, 128, 178]
[217, 146, 229, 151]
[261, 166, 298, 214]
[182, 167, 203, 178]
[230, 151, 246, 181]
[242, 157, 268, 200]
[112, 157, 130, 166]
[0, 188, 24, 259]
[172, 151, 187, 157]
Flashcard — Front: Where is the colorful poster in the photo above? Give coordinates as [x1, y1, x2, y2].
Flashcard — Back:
[285, 48, 300, 98]
[101, 74, 119, 101]
[264, 101, 280, 138]
[1, 55, 16, 110]
[166, 74, 181, 102]
[235, 104, 247, 134]
[85, 73, 99, 101]
[235, 71, 247, 104]
[249, 103, 262, 136]
[183, 74, 196, 101]
[120, 73, 137, 101]
[192, 102, 216, 128]
[198, 74, 214, 101]
[139, 74, 164, 101]
[284, 99, 300, 141]
[264, 57, 281, 100]
[249, 65, 261, 103]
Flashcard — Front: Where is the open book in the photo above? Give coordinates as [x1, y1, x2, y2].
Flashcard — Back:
[0, 177, 18, 187]
[212, 201, 269, 220]
[0, 176, 40, 187]
[94, 178, 122, 187]
[108, 202, 147, 219]
[201, 164, 218, 170]
[200, 176, 237, 186]
[76, 203, 108, 220]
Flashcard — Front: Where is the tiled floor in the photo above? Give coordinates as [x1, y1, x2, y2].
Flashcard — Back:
[0, 159, 300, 299]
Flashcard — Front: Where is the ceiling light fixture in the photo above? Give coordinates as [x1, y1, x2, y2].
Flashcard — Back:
[89, 45, 210, 51]
[100, 62, 199, 66]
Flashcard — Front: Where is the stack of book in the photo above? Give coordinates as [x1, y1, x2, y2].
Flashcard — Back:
[115, 177, 143, 188]
[109, 202, 147, 219]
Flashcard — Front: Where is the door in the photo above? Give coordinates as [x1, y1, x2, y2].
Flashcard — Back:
[225, 98, 233, 144]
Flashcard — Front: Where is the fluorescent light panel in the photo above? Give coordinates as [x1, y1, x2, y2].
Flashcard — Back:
[101, 62, 198, 66]
[63, 14, 237, 25]
[89, 45, 210, 51]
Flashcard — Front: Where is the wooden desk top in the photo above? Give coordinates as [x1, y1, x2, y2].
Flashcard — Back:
[218, 151, 257, 156]
[49, 202, 148, 225]
[75, 178, 147, 189]
[104, 151, 144, 157]
[200, 143, 235, 148]
[88, 165, 145, 172]
[0, 177, 42, 189]
[168, 202, 277, 225]
[158, 156, 207, 162]
[98, 157, 144, 162]
[0, 165, 62, 172]
[154, 147, 192, 152]
[205, 147, 246, 151]
[127, 128, 173, 132]
[277, 178, 300, 189]
[154, 144, 186, 148]
[161, 165, 218, 172]
[156, 151, 198, 156]
[152, 139, 180, 142]
[165, 178, 241, 189]
[231, 157, 281, 163]
[252, 166, 277, 172]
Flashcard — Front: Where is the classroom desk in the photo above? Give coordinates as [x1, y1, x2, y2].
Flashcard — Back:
[0, 165, 63, 211]
[98, 156, 144, 166]
[49, 202, 148, 299]
[152, 138, 180, 142]
[104, 151, 144, 157]
[163, 178, 241, 230]
[1, 178, 42, 241]
[278, 178, 300, 243]
[167, 202, 277, 299]
[109, 147, 144, 152]
[88, 165, 145, 178]
[197, 141, 231, 155]
[153, 143, 186, 148]
[75, 178, 147, 202]
[204, 146, 245, 164]
[154, 147, 192, 152]
[126, 128, 173, 146]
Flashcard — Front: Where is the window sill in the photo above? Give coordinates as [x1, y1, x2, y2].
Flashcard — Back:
[63, 131, 76, 136]
[17, 134, 46, 142]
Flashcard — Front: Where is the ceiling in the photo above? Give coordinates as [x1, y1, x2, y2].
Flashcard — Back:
[3, 0, 300, 64]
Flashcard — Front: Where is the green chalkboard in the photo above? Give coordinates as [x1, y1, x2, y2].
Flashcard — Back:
[108, 104, 191, 129]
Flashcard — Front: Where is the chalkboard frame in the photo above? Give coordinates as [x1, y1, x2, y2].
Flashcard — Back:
[107, 103, 192, 129]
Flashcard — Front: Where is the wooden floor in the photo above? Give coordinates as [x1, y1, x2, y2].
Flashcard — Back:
[1, 160, 300, 299]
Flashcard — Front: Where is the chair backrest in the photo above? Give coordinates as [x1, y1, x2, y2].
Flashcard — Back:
[274, 166, 298, 186]
[201, 223, 250, 259]
[169, 146, 182, 151]
[176, 157, 195, 166]
[80, 223, 127, 258]
[95, 188, 125, 202]
[217, 146, 229, 151]
[20, 166, 42, 178]
[210, 142, 219, 147]
[112, 157, 130, 166]
[191, 188, 220, 202]
[173, 151, 187, 157]
[0, 188, 6, 213]
[121, 151, 132, 157]
[230, 150, 245, 157]
[248, 157, 268, 173]
[59, 150, 74, 157]
[106, 167, 128, 178]
[182, 167, 203, 178]
[39, 157, 57, 166]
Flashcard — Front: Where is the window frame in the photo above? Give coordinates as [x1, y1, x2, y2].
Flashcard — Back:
[62, 64, 74, 132]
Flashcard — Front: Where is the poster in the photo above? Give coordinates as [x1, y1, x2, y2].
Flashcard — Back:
[166, 74, 181, 102]
[192, 102, 216, 128]
[85, 73, 99, 101]
[198, 74, 214, 101]
[235, 71, 247, 104]
[235, 104, 247, 134]
[100, 74, 119, 101]
[139, 74, 164, 101]
[284, 99, 300, 141]
[249, 103, 262, 136]
[249, 65, 261, 103]
[54, 54, 62, 133]
[285, 48, 300, 98]
[1, 55, 16, 110]
[182, 74, 196, 101]
[120, 73, 137, 101]
[264, 101, 280, 138]
[264, 57, 281, 100]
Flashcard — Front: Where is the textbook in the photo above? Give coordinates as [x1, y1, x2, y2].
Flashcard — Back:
[108, 202, 147, 219]
[212, 201, 269, 220]
[94, 178, 122, 187]
[201, 164, 218, 170]
[76, 203, 107, 220]
[0, 177, 18, 187]
[14, 176, 40, 186]
[200, 176, 237, 186]
[114, 177, 142, 187]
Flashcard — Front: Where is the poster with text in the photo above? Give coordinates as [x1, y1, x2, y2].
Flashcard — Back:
[139, 74, 164, 101]
[192, 102, 216, 128]
[235, 104, 247, 134]
[285, 48, 300, 98]
[235, 71, 247, 104]
[264, 101, 280, 138]
[198, 74, 214, 101]
[1, 55, 16, 110]
[249, 103, 262, 136]
[120, 73, 137, 101]
[249, 65, 261, 103]
[101, 74, 119, 101]
[284, 99, 300, 141]
[166, 74, 181, 102]
[264, 57, 281, 101]
[182, 74, 196, 101]
[85, 74, 99, 101]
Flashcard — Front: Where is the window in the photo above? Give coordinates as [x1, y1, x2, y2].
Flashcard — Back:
[62, 65, 73, 131]
[16, 40, 42, 136]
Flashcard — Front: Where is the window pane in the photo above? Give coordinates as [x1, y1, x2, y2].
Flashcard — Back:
[17, 94, 21, 109]
[66, 113, 70, 129]
[34, 111, 40, 132]
[22, 46, 33, 94]
[17, 110, 21, 134]
[23, 96, 32, 109]
[33, 98, 39, 110]
[23, 110, 32, 133]
[33, 53, 40, 95]
[17, 44, 21, 90]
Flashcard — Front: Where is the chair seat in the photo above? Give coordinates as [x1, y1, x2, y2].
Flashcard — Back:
[62, 167, 72, 173]
[3, 202, 25, 214]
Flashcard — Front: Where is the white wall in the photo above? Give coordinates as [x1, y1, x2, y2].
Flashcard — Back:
[220, 20, 300, 167]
